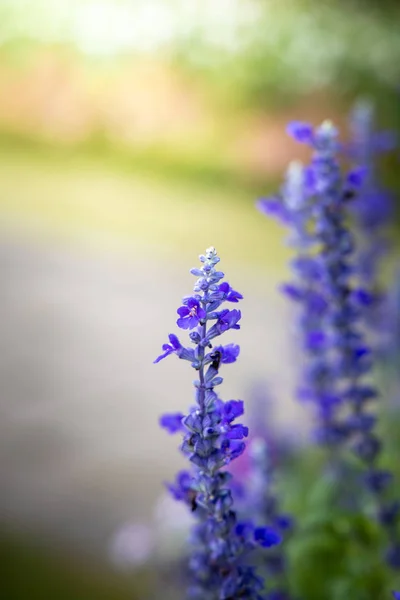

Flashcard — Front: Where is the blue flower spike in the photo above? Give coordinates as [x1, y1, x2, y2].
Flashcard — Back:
[155, 247, 280, 598]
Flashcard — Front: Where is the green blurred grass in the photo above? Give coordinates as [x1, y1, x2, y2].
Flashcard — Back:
[0, 139, 290, 271]
[1, 531, 147, 600]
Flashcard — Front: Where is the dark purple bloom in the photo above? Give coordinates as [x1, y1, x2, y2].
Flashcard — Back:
[353, 435, 381, 462]
[217, 309, 241, 332]
[346, 413, 376, 432]
[205, 309, 242, 343]
[275, 515, 293, 531]
[347, 165, 367, 188]
[223, 399, 244, 422]
[159, 412, 185, 434]
[254, 526, 282, 548]
[305, 330, 327, 351]
[393, 592, 400, 600]
[225, 424, 249, 440]
[364, 469, 393, 493]
[256, 197, 291, 224]
[177, 297, 206, 330]
[387, 544, 400, 569]
[167, 470, 194, 502]
[379, 501, 400, 527]
[352, 288, 375, 306]
[207, 343, 240, 365]
[218, 281, 244, 303]
[154, 333, 182, 363]
[290, 256, 321, 280]
[286, 121, 314, 144]
[280, 283, 303, 301]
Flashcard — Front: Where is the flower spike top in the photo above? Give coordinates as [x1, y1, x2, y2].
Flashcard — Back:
[155, 247, 280, 600]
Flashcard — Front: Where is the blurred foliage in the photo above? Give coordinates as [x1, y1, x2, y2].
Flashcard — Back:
[171, 1, 400, 110]
[278, 415, 400, 600]
[0, 143, 290, 271]
[1, 531, 148, 600]
[0, 1, 399, 108]
[0, 128, 273, 198]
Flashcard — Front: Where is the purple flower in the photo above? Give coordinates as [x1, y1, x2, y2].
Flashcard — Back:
[217, 309, 242, 332]
[223, 399, 244, 422]
[205, 309, 242, 343]
[154, 333, 182, 363]
[254, 526, 282, 548]
[159, 412, 185, 434]
[154, 333, 195, 364]
[280, 283, 303, 301]
[225, 424, 249, 440]
[379, 501, 400, 527]
[207, 343, 240, 365]
[177, 297, 206, 330]
[352, 288, 375, 306]
[364, 469, 393, 493]
[218, 281, 244, 302]
[392, 592, 400, 600]
[286, 121, 314, 144]
[387, 545, 400, 569]
[167, 470, 194, 502]
[346, 165, 367, 188]
[305, 330, 327, 351]
[256, 197, 291, 224]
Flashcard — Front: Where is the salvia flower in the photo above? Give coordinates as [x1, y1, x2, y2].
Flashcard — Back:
[155, 247, 281, 599]
[257, 121, 400, 570]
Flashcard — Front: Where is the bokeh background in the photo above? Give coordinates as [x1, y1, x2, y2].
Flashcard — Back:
[1, 1, 399, 598]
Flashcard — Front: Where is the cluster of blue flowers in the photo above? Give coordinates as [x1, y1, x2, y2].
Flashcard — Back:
[156, 247, 281, 600]
[154, 110, 399, 599]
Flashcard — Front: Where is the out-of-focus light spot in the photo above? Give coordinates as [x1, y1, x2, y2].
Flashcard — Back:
[109, 521, 154, 568]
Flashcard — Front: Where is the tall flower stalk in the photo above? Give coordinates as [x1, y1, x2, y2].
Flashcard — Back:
[257, 121, 400, 570]
[155, 247, 280, 600]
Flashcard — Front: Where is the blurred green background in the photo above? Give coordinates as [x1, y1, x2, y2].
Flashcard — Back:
[0, 1, 399, 598]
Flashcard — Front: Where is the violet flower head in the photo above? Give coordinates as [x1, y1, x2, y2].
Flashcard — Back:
[177, 297, 207, 330]
[155, 247, 281, 599]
